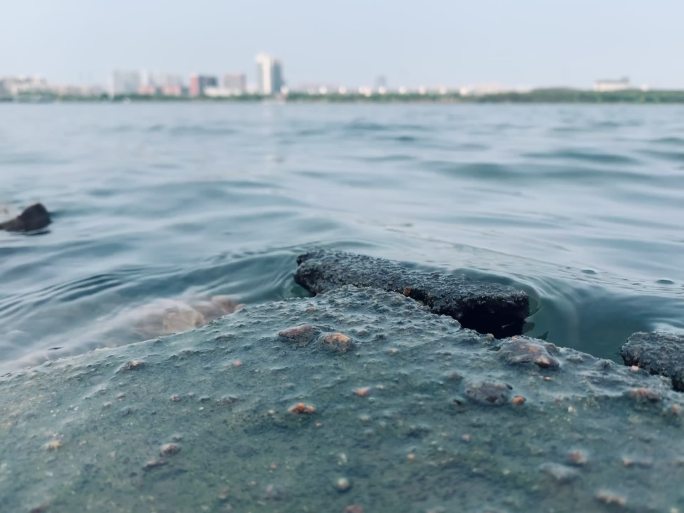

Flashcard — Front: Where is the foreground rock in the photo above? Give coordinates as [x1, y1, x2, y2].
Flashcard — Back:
[621, 331, 684, 391]
[0, 203, 51, 232]
[1, 287, 683, 513]
[295, 250, 529, 337]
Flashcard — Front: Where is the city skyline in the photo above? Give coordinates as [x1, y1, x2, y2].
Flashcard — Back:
[2, 0, 684, 89]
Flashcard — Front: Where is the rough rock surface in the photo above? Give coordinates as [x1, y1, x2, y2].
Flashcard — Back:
[1, 287, 683, 513]
[295, 250, 529, 337]
[0, 203, 51, 232]
[621, 331, 684, 391]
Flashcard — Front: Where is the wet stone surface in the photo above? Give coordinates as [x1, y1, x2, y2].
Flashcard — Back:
[295, 250, 529, 338]
[1, 286, 684, 513]
[621, 331, 684, 391]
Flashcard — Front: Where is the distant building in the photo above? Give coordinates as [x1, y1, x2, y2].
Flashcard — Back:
[594, 77, 631, 92]
[110, 70, 142, 96]
[2, 76, 49, 95]
[255, 53, 284, 95]
[222, 73, 246, 94]
[143, 72, 184, 96]
[189, 74, 218, 97]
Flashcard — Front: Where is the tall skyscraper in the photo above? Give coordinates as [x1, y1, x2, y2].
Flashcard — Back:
[255, 54, 284, 95]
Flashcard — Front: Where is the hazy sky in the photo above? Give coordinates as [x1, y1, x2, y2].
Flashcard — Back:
[2, 0, 683, 88]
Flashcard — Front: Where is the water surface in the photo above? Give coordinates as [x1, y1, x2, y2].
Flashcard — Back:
[1, 103, 683, 369]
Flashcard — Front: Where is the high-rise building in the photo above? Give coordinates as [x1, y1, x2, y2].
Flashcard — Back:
[189, 74, 218, 97]
[255, 54, 284, 95]
[110, 70, 142, 96]
[222, 73, 247, 94]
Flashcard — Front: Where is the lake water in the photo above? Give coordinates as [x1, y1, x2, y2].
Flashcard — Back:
[1, 102, 683, 370]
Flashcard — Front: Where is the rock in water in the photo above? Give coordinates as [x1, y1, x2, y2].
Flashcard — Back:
[0, 203, 51, 232]
[295, 250, 529, 337]
[1, 286, 683, 513]
[621, 331, 684, 391]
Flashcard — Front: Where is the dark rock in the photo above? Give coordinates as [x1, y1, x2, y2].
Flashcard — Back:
[620, 332, 684, 391]
[295, 250, 528, 337]
[0, 203, 51, 232]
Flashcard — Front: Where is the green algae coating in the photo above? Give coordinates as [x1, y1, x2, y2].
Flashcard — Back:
[1, 286, 683, 513]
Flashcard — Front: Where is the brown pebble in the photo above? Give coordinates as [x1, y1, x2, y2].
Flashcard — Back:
[45, 439, 62, 451]
[354, 387, 371, 397]
[231, 359, 242, 367]
[567, 449, 589, 466]
[288, 402, 316, 414]
[278, 324, 319, 346]
[595, 489, 627, 507]
[498, 338, 560, 369]
[160, 443, 181, 456]
[170, 394, 182, 402]
[626, 387, 661, 403]
[321, 332, 355, 353]
[511, 395, 526, 406]
[344, 505, 364, 513]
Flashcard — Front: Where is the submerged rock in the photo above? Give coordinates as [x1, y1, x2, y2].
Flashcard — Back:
[1, 286, 683, 513]
[0, 203, 51, 232]
[620, 331, 684, 391]
[295, 250, 529, 337]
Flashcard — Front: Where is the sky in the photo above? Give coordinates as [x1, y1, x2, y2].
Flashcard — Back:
[1, 0, 683, 89]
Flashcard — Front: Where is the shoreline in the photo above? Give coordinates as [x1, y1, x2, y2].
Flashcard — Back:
[4, 88, 684, 104]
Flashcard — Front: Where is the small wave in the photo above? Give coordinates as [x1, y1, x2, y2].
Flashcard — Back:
[524, 148, 639, 165]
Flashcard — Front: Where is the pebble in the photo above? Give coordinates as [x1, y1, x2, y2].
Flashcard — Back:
[539, 462, 579, 483]
[498, 338, 560, 369]
[45, 439, 62, 451]
[320, 332, 355, 353]
[160, 443, 181, 456]
[354, 387, 371, 397]
[288, 402, 316, 414]
[278, 324, 320, 346]
[625, 387, 661, 403]
[335, 477, 352, 492]
[621, 455, 653, 468]
[344, 505, 364, 513]
[143, 458, 167, 470]
[566, 449, 588, 466]
[511, 395, 526, 406]
[595, 489, 627, 508]
[121, 359, 145, 371]
[464, 380, 512, 406]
